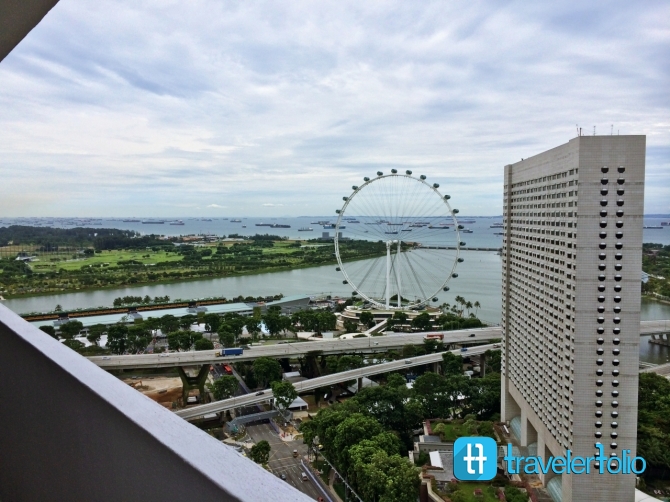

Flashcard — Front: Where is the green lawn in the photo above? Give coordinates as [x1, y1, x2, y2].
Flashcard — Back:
[446, 482, 500, 502]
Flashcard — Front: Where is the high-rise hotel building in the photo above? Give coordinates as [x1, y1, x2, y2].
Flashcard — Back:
[500, 136, 646, 502]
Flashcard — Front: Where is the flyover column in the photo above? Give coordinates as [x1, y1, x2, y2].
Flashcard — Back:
[176, 365, 210, 406]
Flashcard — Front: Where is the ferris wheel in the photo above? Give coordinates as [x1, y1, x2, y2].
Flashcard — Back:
[334, 170, 463, 310]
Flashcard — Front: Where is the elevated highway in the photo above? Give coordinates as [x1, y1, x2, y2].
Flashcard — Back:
[88, 320, 667, 370]
[88, 327, 502, 369]
[175, 344, 496, 420]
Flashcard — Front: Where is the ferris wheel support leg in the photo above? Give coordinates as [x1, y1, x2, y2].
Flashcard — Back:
[396, 240, 402, 308]
[385, 241, 391, 310]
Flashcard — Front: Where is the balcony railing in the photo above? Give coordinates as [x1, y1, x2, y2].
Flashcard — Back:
[0, 304, 311, 501]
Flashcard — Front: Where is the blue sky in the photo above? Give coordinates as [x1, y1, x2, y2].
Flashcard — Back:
[1, 0, 668, 217]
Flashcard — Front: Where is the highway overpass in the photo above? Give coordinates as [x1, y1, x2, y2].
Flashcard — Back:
[175, 344, 495, 420]
[88, 327, 502, 369]
[88, 320, 668, 370]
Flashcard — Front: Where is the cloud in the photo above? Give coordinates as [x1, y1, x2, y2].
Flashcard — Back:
[207, 204, 226, 208]
[0, 0, 668, 217]
[262, 203, 285, 207]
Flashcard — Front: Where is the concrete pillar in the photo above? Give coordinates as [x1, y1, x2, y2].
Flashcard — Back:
[432, 361, 441, 375]
[357, 378, 363, 392]
[537, 434, 547, 484]
[520, 409, 537, 447]
[501, 388, 521, 424]
[177, 365, 210, 405]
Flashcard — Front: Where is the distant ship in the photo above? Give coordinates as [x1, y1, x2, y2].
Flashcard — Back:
[271, 224, 290, 228]
[201, 218, 213, 222]
[170, 220, 185, 225]
[428, 225, 452, 229]
[242, 225, 247, 228]
[461, 229, 474, 233]
[490, 222, 504, 228]
[311, 220, 331, 225]
[347, 220, 360, 223]
[298, 227, 313, 231]
[231, 219, 242, 223]
[644, 226, 663, 229]
[458, 219, 476, 224]
[256, 223, 273, 227]
[661, 222, 669, 226]
[385, 231, 398, 234]
[401, 229, 412, 232]
[123, 219, 141, 222]
[323, 224, 345, 229]
[142, 220, 165, 224]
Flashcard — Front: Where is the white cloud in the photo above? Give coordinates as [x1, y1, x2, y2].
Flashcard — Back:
[207, 204, 226, 208]
[262, 203, 284, 207]
[0, 0, 668, 217]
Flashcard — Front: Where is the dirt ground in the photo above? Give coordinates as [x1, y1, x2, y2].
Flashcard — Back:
[122, 376, 183, 408]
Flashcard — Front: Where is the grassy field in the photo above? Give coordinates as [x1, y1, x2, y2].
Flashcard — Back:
[30, 249, 184, 272]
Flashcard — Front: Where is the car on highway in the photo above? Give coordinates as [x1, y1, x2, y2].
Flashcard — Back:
[460, 347, 468, 352]
[468, 333, 476, 338]
[159, 353, 169, 357]
[301, 472, 308, 482]
[102, 356, 110, 360]
[493, 344, 501, 348]
[255, 391, 265, 396]
[280, 474, 286, 481]
[405, 359, 412, 364]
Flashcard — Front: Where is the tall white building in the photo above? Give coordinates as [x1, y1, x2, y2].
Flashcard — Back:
[500, 135, 646, 502]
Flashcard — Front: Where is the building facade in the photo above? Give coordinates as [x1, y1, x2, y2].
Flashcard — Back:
[500, 136, 646, 502]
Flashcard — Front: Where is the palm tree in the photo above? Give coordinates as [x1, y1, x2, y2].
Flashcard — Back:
[465, 301, 473, 316]
[474, 301, 481, 317]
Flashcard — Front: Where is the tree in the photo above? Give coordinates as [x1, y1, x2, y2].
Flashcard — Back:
[337, 355, 364, 373]
[386, 373, 406, 388]
[249, 440, 271, 465]
[178, 331, 203, 351]
[387, 310, 408, 332]
[343, 319, 358, 333]
[194, 338, 214, 351]
[178, 314, 197, 330]
[207, 375, 238, 400]
[86, 323, 106, 345]
[411, 312, 433, 332]
[202, 313, 221, 333]
[167, 332, 180, 351]
[160, 315, 179, 334]
[263, 306, 284, 337]
[39, 325, 58, 339]
[359, 311, 375, 329]
[62, 339, 85, 352]
[271, 380, 298, 411]
[218, 330, 235, 348]
[246, 316, 262, 341]
[59, 320, 84, 340]
[107, 324, 129, 354]
[54, 304, 63, 312]
[442, 351, 463, 377]
[473, 301, 481, 317]
[253, 357, 283, 388]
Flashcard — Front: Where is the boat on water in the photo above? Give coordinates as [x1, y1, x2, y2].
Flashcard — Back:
[242, 225, 247, 228]
[298, 227, 313, 231]
[461, 229, 473, 233]
[458, 219, 476, 224]
[401, 229, 412, 232]
[170, 220, 185, 226]
[323, 224, 345, 229]
[346, 220, 360, 223]
[142, 220, 165, 224]
[256, 223, 273, 226]
[490, 222, 504, 228]
[311, 220, 331, 225]
[385, 231, 398, 234]
[231, 219, 242, 222]
[428, 225, 452, 229]
[660, 221, 669, 226]
[644, 226, 663, 229]
[271, 224, 290, 228]
[388, 222, 404, 226]
[123, 219, 141, 222]
[494, 232, 504, 235]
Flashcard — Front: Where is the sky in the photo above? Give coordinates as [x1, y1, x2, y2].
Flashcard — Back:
[1, 0, 668, 217]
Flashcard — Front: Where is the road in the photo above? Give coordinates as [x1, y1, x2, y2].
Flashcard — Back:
[246, 423, 328, 501]
[176, 344, 494, 420]
[88, 326, 502, 369]
[87, 320, 666, 370]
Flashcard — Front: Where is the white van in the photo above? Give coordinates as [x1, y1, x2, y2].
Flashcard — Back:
[301, 472, 308, 482]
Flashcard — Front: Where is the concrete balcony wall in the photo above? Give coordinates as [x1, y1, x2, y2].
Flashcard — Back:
[0, 304, 310, 502]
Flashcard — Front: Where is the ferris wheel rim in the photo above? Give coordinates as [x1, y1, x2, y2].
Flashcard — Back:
[333, 172, 460, 309]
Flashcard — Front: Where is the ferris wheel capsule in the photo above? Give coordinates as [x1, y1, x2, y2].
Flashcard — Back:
[406, 170, 412, 175]
[391, 169, 397, 174]
[420, 175, 426, 180]
[377, 171, 383, 176]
